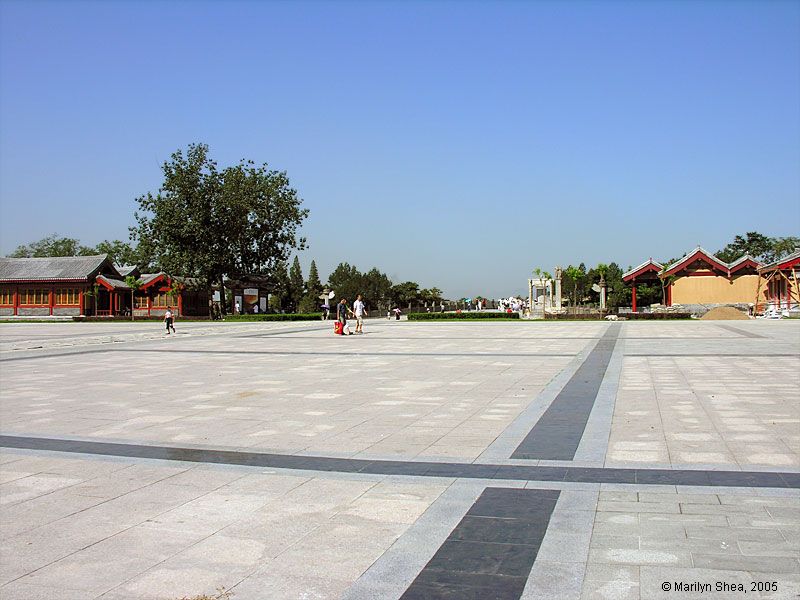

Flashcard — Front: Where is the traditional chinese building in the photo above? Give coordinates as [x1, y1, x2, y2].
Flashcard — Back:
[0, 255, 208, 317]
[622, 258, 664, 312]
[756, 249, 800, 312]
[623, 248, 763, 311]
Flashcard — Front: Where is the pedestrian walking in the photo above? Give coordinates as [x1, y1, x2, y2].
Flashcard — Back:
[353, 294, 368, 334]
[164, 306, 176, 334]
[337, 298, 354, 335]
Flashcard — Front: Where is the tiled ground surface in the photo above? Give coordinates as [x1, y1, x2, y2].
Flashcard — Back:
[0, 319, 798, 599]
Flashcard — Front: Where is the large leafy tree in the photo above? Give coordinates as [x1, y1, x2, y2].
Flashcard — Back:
[327, 262, 363, 304]
[130, 144, 308, 316]
[95, 240, 141, 267]
[390, 281, 420, 307]
[362, 267, 393, 310]
[9, 234, 95, 258]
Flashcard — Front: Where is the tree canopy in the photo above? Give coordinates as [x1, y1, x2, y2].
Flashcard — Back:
[9, 234, 95, 258]
[716, 232, 799, 264]
[8, 234, 141, 266]
[130, 143, 308, 310]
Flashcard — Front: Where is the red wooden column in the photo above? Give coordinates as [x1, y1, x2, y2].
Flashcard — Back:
[666, 283, 672, 306]
[147, 295, 152, 317]
[79, 290, 84, 315]
[177, 293, 183, 316]
[49, 289, 54, 316]
[631, 285, 637, 313]
[13, 287, 18, 316]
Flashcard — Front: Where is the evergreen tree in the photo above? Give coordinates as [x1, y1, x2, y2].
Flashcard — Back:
[299, 260, 324, 313]
[288, 256, 305, 312]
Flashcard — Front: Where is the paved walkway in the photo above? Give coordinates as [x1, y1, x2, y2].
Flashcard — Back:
[0, 319, 798, 599]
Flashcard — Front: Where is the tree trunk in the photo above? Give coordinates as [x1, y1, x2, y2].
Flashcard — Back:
[218, 276, 227, 316]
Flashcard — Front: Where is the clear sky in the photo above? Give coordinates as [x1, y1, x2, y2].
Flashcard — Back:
[1, 0, 798, 299]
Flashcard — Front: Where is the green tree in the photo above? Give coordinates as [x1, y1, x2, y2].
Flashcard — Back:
[8, 234, 95, 258]
[361, 268, 393, 310]
[96, 240, 141, 267]
[563, 266, 582, 307]
[83, 283, 100, 317]
[390, 281, 420, 307]
[298, 259, 324, 313]
[327, 262, 363, 304]
[271, 261, 290, 312]
[716, 232, 773, 263]
[123, 275, 143, 321]
[765, 236, 800, 263]
[287, 256, 305, 313]
[130, 143, 308, 318]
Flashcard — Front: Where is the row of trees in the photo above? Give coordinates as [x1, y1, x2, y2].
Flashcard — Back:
[9, 234, 141, 265]
[268, 258, 444, 314]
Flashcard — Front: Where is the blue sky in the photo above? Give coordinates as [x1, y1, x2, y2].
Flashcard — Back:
[1, 0, 798, 298]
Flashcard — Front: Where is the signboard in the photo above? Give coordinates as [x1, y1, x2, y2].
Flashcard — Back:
[244, 288, 258, 296]
[212, 291, 221, 302]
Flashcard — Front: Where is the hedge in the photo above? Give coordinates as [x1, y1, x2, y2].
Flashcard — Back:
[223, 313, 323, 322]
[408, 312, 520, 321]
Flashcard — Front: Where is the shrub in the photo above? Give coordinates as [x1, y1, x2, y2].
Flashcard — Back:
[223, 313, 322, 322]
[408, 312, 520, 321]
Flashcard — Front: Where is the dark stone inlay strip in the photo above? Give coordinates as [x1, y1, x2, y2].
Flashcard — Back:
[511, 323, 621, 460]
[400, 488, 559, 600]
[715, 324, 767, 339]
[0, 435, 795, 488]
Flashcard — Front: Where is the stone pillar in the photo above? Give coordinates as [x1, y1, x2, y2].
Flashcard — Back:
[599, 275, 607, 311]
[528, 278, 534, 314]
[554, 267, 562, 310]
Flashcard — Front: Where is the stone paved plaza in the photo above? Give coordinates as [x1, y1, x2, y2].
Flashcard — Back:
[0, 319, 798, 599]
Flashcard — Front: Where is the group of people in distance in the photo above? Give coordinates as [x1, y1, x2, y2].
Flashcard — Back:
[334, 294, 366, 335]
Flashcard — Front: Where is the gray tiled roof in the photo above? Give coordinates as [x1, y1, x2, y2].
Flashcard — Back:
[96, 275, 130, 289]
[0, 255, 116, 282]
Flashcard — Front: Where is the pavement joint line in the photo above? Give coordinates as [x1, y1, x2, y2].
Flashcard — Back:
[1, 435, 797, 488]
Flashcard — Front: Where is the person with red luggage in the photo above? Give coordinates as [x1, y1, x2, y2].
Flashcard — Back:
[337, 298, 354, 335]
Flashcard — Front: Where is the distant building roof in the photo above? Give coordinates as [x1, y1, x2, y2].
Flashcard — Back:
[115, 265, 139, 278]
[758, 249, 800, 274]
[661, 246, 730, 277]
[0, 255, 118, 282]
[623, 259, 664, 282]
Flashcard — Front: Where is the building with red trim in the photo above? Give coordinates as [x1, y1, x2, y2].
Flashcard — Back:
[756, 249, 800, 312]
[0, 255, 208, 317]
[622, 258, 663, 312]
[623, 247, 763, 310]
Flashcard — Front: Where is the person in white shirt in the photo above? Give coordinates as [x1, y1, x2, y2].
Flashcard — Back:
[353, 294, 368, 334]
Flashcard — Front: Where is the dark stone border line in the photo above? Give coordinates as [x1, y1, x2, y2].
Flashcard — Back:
[510, 323, 621, 461]
[715, 324, 767, 339]
[2, 435, 796, 488]
[400, 488, 559, 600]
